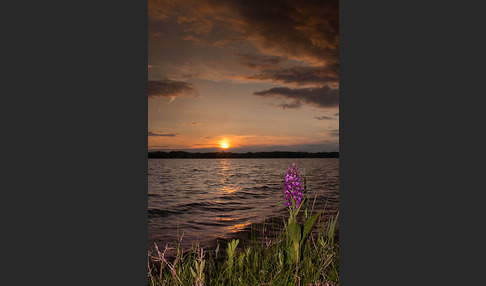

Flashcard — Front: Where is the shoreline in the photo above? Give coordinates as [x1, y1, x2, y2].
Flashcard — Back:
[149, 211, 339, 259]
[148, 151, 339, 159]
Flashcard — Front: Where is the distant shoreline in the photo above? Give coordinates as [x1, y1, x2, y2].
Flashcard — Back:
[148, 151, 339, 159]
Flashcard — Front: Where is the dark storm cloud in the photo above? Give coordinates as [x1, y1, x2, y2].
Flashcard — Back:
[230, 0, 339, 64]
[235, 53, 286, 69]
[254, 86, 338, 109]
[148, 0, 338, 64]
[148, 131, 178, 137]
[148, 79, 198, 99]
[246, 64, 338, 86]
[315, 116, 334, 120]
[278, 102, 302, 109]
[149, 0, 339, 107]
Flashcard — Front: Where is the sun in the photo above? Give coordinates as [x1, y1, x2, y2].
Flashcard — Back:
[220, 141, 229, 149]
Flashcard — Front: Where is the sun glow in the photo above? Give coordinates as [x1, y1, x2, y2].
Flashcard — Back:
[220, 141, 229, 149]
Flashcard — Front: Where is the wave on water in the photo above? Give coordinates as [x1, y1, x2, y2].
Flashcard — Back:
[148, 158, 339, 250]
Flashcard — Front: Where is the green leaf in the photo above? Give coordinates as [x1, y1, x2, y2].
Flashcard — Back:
[302, 210, 322, 242]
[288, 222, 301, 244]
[326, 211, 339, 244]
[294, 197, 304, 217]
[226, 239, 239, 265]
[310, 194, 318, 217]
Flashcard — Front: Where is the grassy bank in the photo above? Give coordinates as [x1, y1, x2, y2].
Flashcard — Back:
[148, 212, 339, 285]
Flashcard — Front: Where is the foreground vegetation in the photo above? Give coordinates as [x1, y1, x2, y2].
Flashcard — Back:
[148, 212, 339, 286]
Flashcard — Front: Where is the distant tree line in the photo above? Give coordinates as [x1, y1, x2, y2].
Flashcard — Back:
[148, 151, 339, 159]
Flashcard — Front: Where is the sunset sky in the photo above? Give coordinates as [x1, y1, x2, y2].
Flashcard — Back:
[148, 0, 339, 152]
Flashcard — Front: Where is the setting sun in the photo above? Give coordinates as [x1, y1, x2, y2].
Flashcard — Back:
[220, 142, 229, 149]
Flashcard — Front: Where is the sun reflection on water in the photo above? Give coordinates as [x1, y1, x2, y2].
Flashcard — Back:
[225, 221, 252, 233]
[214, 217, 237, 221]
[220, 186, 239, 194]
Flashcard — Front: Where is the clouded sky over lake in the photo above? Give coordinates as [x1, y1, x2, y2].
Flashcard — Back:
[148, 0, 339, 152]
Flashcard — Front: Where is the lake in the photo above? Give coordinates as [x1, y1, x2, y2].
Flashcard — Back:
[148, 158, 339, 250]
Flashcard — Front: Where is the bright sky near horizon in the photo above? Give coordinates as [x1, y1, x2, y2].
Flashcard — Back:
[148, 0, 339, 152]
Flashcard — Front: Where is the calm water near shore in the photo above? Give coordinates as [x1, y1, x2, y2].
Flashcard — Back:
[148, 158, 339, 250]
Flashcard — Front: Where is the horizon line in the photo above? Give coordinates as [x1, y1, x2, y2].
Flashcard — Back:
[148, 150, 339, 153]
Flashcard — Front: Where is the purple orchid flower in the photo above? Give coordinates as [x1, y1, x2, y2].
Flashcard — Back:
[284, 163, 304, 209]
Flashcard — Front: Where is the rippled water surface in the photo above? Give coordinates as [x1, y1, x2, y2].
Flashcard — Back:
[148, 158, 339, 249]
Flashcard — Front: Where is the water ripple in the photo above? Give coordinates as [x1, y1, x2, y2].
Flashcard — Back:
[148, 158, 339, 249]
